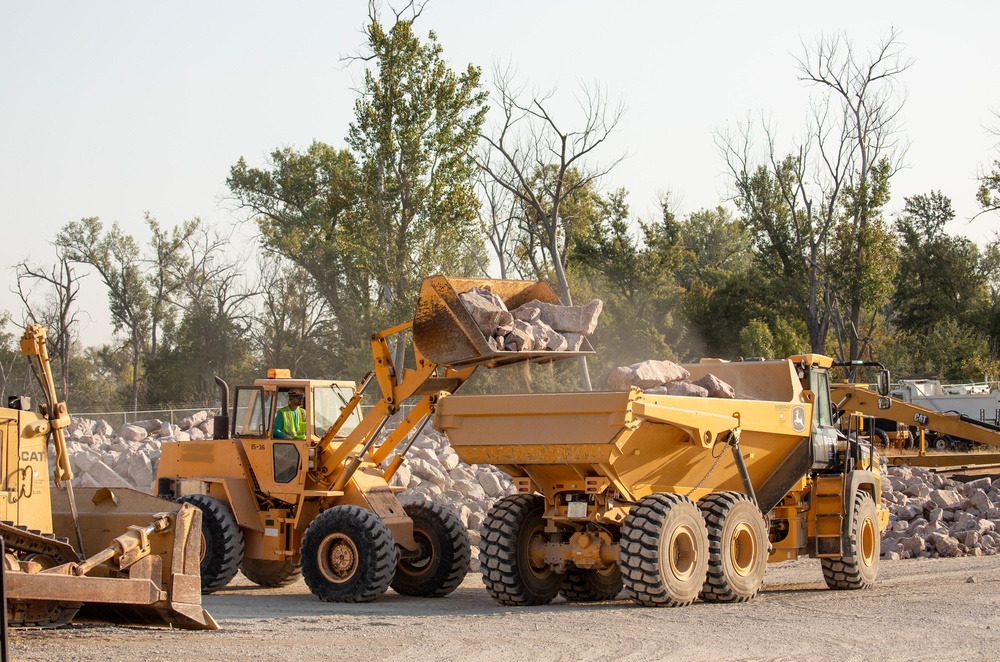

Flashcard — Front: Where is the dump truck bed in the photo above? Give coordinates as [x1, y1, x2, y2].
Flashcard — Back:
[437, 358, 814, 504]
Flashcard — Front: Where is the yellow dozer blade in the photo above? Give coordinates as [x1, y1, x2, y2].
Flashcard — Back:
[11, 488, 219, 630]
[412, 275, 594, 368]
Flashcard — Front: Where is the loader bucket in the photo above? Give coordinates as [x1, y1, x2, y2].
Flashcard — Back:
[45, 487, 217, 630]
[412, 275, 594, 368]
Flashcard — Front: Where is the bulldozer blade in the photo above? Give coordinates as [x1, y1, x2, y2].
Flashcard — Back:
[412, 275, 594, 368]
[41, 487, 218, 630]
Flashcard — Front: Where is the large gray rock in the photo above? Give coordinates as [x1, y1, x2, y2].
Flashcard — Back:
[117, 424, 148, 443]
[460, 287, 514, 337]
[511, 298, 603, 335]
[607, 359, 690, 391]
[179, 410, 210, 431]
[692, 373, 736, 399]
[929, 489, 965, 510]
[80, 461, 133, 489]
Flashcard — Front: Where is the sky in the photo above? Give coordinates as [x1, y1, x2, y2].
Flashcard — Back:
[2, 2, 999, 346]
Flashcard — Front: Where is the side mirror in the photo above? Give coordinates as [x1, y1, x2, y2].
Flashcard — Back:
[876, 369, 891, 396]
[877, 396, 891, 410]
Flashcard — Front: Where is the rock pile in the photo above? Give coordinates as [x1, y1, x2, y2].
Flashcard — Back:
[607, 359, 738, 398]
[880, 462, 1000, 559]
[459, 287, 602, 353]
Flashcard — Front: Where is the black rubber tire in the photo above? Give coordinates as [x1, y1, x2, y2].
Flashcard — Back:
[620, 493, 709, 607]
[559, 565, 623, 602]
[698, 491, 768, 603]
[821, 491, 880, 590]
[390, 501, 470, 597]
[177, 494, 245, 593]
[240, 558, 302, 587]
[301, 505, 397, 603]
[873, 428, 890, 449]
[479, 494, 564, 606]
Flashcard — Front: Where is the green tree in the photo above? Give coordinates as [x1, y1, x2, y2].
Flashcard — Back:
[892, 191, 988, 336]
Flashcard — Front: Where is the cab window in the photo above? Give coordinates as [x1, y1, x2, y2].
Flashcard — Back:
[314, 385, 362, 438]
[810, 369, 834, 428]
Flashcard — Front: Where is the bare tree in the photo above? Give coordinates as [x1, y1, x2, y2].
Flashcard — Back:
[477, 65, 626, 389]
[718, 29, 909, 361]
[251, 256, 333, 376]
[14, 250, 83, 398]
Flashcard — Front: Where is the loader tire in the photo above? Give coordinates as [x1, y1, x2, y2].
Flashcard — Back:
[821, 491, 879, 590]
[698, 491, 768, 603]
[479, 494, 563, 606]
[620, 492, 709, 608]
[559, 565, 623, 602]
[301, 505, 397, 603]
[391, 501, 470, 598]
[873, 428, 890, 449]
[240, 558, 302, 588]
[177, 494, 245, 593]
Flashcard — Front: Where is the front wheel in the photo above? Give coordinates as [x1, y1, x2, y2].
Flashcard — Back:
[176, 494, 244, 593]
[301, 506, 397, 603]
[391, 501, 470, 597]
[821, 491, 880, 590]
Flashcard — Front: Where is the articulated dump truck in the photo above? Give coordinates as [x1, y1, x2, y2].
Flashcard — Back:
[421, 286, 891, 608]
[1, 326, 215, 629]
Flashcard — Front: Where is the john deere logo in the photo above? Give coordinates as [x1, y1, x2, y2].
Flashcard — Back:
[791, 406, 807, 432]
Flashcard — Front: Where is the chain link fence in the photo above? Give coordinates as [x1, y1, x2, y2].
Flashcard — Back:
[72, 405, 221, 432]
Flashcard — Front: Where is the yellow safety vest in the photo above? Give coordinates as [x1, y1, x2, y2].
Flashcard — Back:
[278, 406, 306, 439]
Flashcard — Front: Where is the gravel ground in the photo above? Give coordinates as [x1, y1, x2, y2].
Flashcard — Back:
[9, 555, 1000, 661]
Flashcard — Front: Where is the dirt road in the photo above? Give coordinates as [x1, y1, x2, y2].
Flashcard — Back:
[10, 556, 1000, 661]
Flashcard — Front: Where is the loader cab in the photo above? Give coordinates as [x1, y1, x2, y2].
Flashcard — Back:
[231, 380, 363, 440]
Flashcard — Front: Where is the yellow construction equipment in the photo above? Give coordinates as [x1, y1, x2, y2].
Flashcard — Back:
[832, 379, 1000, 467]
[2, 325, 215, 629]
[435, 352, 890, 606]
[154, 276, 594, 603]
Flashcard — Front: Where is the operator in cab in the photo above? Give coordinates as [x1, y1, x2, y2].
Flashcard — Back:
[273, 387, 307, 440]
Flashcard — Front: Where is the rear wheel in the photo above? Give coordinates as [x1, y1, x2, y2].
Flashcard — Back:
[177, 494, 245, 593]
[391, 501, 470, 597]
[560, 565, 623, 602]
[821, 491, 879, 590]
[301, 505, 396, 603]
[698, 491, 768, 603]
[620, 493, 709, 607]
[479, 494, 564, 606]
[240, 558, 301, 587]
[873, 428, 890, 449]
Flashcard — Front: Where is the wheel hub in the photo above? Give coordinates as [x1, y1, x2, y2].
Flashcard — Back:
[730, 522, 757, 577]
[319, 533, 359, 583]
[668, 524, 697, 580]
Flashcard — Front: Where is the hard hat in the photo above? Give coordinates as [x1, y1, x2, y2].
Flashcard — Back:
[288, 388, 305, 397]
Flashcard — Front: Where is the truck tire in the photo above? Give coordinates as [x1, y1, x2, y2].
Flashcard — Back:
[177, 494, 245, 593]
[559, 565, 623, 602]
[390, 501, 470, 598]
[821, 491, 879, 590]
[873, 428, 890, 449]
[479, 494, 563, 606]
[698, 491, 767, 603]
[240, 558, 301, 587]
[300, 505, 396, 603]
[620, 493, 709, 607]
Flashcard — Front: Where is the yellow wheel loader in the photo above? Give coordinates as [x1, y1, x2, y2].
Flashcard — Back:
[154, 276, 595, 603]
[1, 326, 215, 629]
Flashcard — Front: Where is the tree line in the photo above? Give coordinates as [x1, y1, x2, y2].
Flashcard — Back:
[5, 5, 1000, 413]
